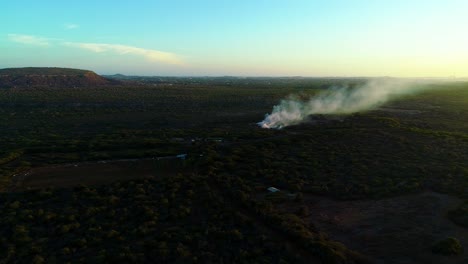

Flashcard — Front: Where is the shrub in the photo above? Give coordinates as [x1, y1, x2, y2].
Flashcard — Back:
[432, 237, 463, 255]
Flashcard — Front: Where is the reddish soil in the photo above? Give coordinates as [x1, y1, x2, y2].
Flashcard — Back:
[0, 67, 112, 88]
[9, 158, 184, 191]
[287, 192, 468, 263]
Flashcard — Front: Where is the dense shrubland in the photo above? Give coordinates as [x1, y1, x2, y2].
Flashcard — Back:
[0, 78, 467, 262]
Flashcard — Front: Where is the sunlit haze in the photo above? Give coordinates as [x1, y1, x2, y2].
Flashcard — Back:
[2, 0, 468, 77]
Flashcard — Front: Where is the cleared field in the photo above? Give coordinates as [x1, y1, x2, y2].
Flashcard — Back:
[9, 158, 186, 191]
[279, 191, 467, 264]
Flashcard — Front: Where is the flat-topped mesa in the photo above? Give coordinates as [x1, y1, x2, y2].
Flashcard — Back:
[0, 67, 114, 88]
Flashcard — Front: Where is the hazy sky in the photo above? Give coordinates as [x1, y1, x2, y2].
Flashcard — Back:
[2, 0, 468, 77]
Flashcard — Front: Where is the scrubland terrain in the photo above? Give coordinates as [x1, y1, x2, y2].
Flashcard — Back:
[0, 73, 467, 263]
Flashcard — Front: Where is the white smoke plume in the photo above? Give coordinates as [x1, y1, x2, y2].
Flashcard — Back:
[258, 78, 424, 129]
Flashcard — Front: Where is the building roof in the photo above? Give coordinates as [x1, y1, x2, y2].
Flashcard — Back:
[267, 187, 280, 192]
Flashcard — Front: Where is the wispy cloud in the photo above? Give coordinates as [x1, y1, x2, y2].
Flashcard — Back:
[6, 33, 184, 65]
[63, 42, 184, 65]
[64, 23, 79, 30]
[7, 34, 50, 46]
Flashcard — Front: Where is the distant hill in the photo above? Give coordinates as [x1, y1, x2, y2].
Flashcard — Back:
[104, 73, 131, 80]
[0, 67, 116, 88]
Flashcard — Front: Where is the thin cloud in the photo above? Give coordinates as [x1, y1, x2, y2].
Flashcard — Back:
[64, 23, 79, 30]
[7, 34, 50, 46]
[6, 33, 184, 65]
[63, 42, 184, 65]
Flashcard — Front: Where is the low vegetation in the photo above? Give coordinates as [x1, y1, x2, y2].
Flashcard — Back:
[0, 74, 467, 263]
[448, 201, 468, 228]
[432, 237, 463, 255]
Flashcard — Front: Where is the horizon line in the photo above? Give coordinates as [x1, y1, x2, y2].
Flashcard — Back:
[1, 66, 466, 79]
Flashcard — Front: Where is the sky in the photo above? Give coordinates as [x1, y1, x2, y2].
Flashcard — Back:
[2, 0, 468, 77]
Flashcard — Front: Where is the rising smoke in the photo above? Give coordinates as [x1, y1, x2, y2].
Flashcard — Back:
[258, 78, 425, 129]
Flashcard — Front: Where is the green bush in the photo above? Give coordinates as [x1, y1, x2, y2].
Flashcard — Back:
[448, 201, 468, 227]
[432, 237, 463, 255]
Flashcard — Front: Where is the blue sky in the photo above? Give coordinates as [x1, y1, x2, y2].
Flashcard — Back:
[2, 0, 468, 76]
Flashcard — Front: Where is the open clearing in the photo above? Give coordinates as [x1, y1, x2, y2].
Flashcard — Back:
[9, 158, 185, 191]
[287, 192, 468, 264]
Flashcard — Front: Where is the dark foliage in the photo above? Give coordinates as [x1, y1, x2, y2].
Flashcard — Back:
[0, 78, 467, 263]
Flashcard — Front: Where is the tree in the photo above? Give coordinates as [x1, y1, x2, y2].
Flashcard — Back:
[432, 237, 463, 255]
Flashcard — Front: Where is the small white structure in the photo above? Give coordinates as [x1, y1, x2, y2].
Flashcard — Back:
[176, 154, 187, 160]
[267, 187, 280, 193]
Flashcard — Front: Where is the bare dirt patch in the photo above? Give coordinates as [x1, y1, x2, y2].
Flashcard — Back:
[9, 158, 185, 191]
[283, 192, 467, 264]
